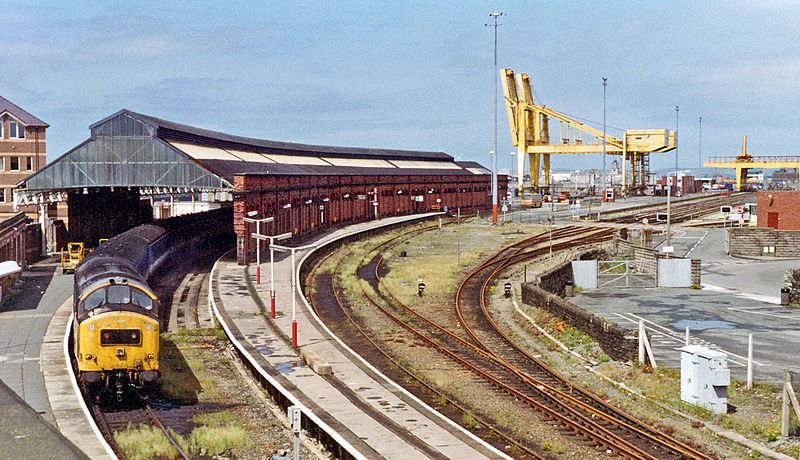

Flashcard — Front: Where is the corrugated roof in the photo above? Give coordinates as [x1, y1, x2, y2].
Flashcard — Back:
[0, 96, 48, 127]
[95, 109, 452, 162]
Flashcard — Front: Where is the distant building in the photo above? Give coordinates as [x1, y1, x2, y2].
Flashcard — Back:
[0, 96, 48, 214]
[758, 191, 800, 230]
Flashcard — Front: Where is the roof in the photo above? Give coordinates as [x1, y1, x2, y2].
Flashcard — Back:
[0, 96, 48, 127]
[95, 110, 452, 162]
[16, 110, 489, 198]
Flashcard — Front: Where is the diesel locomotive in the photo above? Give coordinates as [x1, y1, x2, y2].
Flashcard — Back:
[73, 208, 233, 398]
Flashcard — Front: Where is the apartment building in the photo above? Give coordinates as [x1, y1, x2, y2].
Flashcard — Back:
[0, 96, 48, 214]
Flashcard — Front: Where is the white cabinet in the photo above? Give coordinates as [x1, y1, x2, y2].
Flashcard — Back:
[680, 345, 730, 414]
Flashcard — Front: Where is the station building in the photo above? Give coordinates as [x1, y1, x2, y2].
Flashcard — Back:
[14, 110, 504, 263]
[0, 96, 48, 215]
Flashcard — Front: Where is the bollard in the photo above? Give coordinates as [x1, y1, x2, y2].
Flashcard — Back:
[270, 290, 276, 319]
[418, 282, 426, 297]
[504, 282, 512, 297]
[747, 334, 753, 390]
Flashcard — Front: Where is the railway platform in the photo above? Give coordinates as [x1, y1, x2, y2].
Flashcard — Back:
[212, 213, 507, 460]
[0, 377, 87, 459]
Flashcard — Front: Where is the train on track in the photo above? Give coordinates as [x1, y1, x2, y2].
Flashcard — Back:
[73, 208, 233, 398]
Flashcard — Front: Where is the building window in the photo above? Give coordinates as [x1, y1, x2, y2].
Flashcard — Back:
[26, 157, 32, 170]
[8, 121, 24, 139]
[0, 189, 5, 203]
[10, 157, 19, 171]
[0, 157, 4, 171]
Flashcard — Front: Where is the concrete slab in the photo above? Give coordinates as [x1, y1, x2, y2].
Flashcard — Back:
[215, 213, 507, 460]
[41, 299, 114, 459]
[0, 377, 87, 460]
[0, 260, 72, 424]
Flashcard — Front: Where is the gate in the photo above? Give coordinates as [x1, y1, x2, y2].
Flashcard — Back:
[597, 259, 658, 288]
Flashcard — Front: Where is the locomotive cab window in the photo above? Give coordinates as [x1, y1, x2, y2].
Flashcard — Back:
[132, 288, 153, 310]
[84, 289, 106, 310]
[107, 285, 131, 304]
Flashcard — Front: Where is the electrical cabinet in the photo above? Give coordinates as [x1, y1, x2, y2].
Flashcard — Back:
[680, 345, 730, 414]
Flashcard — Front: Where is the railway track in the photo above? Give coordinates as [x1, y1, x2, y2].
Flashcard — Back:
[90, 398, 190, 460]
[603, 193, 755, 225]
[310, 223, 547, 459]
[448, 229, 713, 459]
[328, 224, 713, 459]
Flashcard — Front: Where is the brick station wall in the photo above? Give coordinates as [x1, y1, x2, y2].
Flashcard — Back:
[728, 227, 800, 257]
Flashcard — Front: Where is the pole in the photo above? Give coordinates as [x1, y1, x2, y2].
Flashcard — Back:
[698, 116, 703, 170]
[747, 333, 753, 390]
[602, 77, 607, 202]
[291, 249, 298, 348]
[675, 105, 680, 172]
[487, 12, 503, 226]
[270, 244, 276, 319]
[548, 192, 554, 262]
[666, 184, 672, 247]
[256, 221, 261, 285]
[685, 326, 690, 346]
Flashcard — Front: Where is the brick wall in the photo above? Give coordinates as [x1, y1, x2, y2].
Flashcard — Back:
[728, 227, 800, 257]
[758, 191, 800, 230]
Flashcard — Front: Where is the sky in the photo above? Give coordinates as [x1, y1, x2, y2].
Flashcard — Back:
[2, 1, 800, 174]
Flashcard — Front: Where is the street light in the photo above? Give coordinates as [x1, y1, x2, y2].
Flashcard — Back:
[509, 151, 516, 197]
[602, 77, 607, 202]
[675, 105, 680, 172]
[698, 116, 702, 170]
[486, 11, 504, 226]
[243, 215, 274, 285]
[252, 231, 292, 318]
[270, 242, 320, 349]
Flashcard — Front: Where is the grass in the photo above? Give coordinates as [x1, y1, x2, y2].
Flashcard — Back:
[188, 424, 253, 456]
[114, 424, 186, 460]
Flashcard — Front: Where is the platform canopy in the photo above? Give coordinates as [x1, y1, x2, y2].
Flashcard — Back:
[15, 109, 488, 208]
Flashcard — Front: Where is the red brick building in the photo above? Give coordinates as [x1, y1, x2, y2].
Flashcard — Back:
[757, 191, 800, 230]
[0, 96, 47, 215]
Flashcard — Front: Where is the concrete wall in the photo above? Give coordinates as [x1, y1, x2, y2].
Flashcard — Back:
[520, 282, 638, 361]
[728, 227, 800, 257]
[758, 191, 800, 230]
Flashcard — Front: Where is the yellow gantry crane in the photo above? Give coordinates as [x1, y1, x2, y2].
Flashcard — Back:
[704, 135, 800, 191]
[501, 68, 677, 195]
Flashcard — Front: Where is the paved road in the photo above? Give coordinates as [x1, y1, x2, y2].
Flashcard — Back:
[0, 260, 72, 424]
[573, 226, 800, 384]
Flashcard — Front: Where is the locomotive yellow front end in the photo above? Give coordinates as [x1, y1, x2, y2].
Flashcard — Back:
[74, 278, 161, 396]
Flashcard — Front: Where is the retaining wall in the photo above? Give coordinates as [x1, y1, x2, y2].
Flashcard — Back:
[784, 269, 800, 305]
[520, 281, 638, 361]
[728, 227, 800, 257]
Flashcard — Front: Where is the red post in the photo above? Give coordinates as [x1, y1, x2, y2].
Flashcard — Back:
[270, 291, 276, 319]
[256, 265, 261, 285]
[492, 203, 498, 225]
[291, 320, 298, 348]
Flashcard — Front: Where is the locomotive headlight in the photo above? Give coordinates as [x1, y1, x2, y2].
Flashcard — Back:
[85, 354, 93, 360]
[146, 353, 155, 360]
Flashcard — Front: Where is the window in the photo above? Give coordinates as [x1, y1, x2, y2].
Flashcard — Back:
[107, 285, 131, 304]
[84, 289, 106, 310]
[26, 157, 32, 170]
[8, 121, 24, 139]
[0, 189, 5, 203]
[9, 157, 18, 171]
[132, 289, 154, 310]
[0, 157, 4, 171]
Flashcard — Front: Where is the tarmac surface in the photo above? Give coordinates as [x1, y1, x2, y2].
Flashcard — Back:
[573, 225, 800, 384]
[0, 260, 72, 423]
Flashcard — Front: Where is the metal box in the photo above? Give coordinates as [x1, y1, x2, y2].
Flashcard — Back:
[680, 345, 730, 414]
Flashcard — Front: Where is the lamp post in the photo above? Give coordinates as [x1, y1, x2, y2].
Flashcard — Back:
[698, 116, 702, 170]
[602, 77, 607, 202]
[243, 214, 274, 285]
[270, 242, 319, 349]
[675, 105, 680, 172]
[252, 231, 292, 318]
[486, 11, 503, 226]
